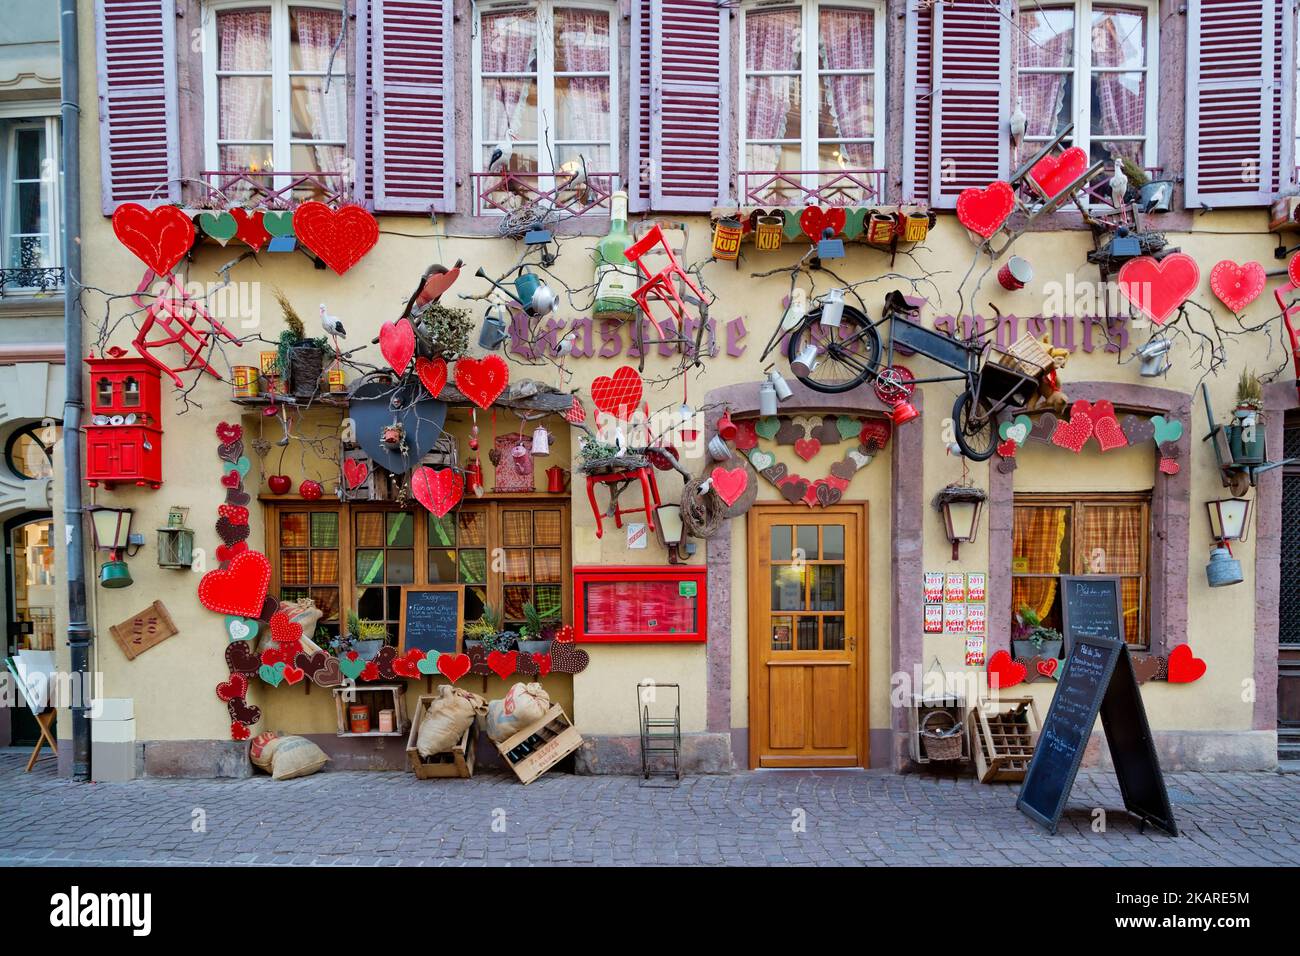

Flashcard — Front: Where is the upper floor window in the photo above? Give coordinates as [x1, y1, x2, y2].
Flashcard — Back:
[739, 0, 884, 203]
[1015, 1, 1157, 174]
[1, 115, 62, 288]
[203, 1, 346, 191]
[472, 1, 618, 186]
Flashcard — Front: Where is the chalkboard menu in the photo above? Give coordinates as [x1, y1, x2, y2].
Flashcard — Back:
[1060, 575, 1123, 650]
[398, 586, 464, 658]
[1017, 635, 1177, 836]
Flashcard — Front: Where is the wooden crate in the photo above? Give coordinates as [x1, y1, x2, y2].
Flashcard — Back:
[907, 693, 970, 765]
[331, 684, 408, 738]
[969, 697, 1041, 784]
[405, 695, 476, 779]
[495, 703, 583, 785]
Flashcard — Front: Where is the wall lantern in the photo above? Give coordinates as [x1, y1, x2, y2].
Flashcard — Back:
[1206, 497, 1251, 549]
[933, 483, 987, 560]
[89, 505, 138, 588]
[157, 506, 195, 570]
[654, 503, 695, 564]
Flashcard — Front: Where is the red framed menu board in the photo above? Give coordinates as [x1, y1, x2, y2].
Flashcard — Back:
[573, 566, 707, 643]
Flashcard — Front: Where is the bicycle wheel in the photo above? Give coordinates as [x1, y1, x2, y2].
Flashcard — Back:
[786, 305, 881, 394]
[952, 390, 1000, 461]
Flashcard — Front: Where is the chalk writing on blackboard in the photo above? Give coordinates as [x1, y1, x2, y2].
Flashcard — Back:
[399, 586, 464, 658]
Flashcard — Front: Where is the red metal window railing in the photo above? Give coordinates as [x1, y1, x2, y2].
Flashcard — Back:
[737, 169, 887, 207]
[196, 170, 352, 208]
[471, 170, 620, 218]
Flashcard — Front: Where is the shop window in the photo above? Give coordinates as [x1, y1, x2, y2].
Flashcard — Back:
[277, 508, 341, 642]
[1011, 493, 1150, 648]
[354, 511, 416, 644]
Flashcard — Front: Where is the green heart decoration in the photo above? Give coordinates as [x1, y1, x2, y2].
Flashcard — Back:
[222, 456, 252, 477]
[258, 661, 286, 687]
[1150, 415, 1183, 446]
[338, 654, 366, 681]
[748, 449, 776, 471]
[198, 211, 238, 245]
[225, 615, 258, 643]
[755, 416, 781, 440]
[782, 209, 804, 240]
[998, 414, 1032, 446]
[261, 210, 295, 237]
[835, 416, 863, 441]
[841, 208, 867, 241]
[416, 651, 440, 675]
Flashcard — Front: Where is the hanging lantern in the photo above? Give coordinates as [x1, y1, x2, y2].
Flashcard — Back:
[712, 218, 743, 261]
[156, 506, 194, 570]
[933, 483, 986, 560]
[89, 505, 137, 588]
[755, 215, 783, 252]
[1206, 497, 1252, 545]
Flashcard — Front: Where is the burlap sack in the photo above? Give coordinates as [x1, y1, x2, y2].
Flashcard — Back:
[249, 731, 282, 773]
[256, 598, 326, 658]
[270, 736, 329, 780]
[416, 686, 486, 756]
[485, 682, 551, 743]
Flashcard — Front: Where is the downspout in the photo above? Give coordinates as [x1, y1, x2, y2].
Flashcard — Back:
[60, 0, 90, 781]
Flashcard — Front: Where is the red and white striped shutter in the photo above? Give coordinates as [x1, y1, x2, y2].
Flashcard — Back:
[648, 0, 730, 211]
[1185, 0, 1283, 206]
[927, 0, 1009, 208]
[372, 0, 454, 213]
[352, 0, 374, 206]
[629, 0, 653, 212]
[94, 0, 179, 214]
[901, 0, 933, 205]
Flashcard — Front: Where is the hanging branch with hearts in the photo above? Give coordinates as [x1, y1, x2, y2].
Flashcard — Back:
[995, 402, 1185, 476]
[741, 414, 888, 507]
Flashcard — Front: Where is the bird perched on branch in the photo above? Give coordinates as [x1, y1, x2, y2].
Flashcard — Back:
[403, 260, 464, 320]
[320, 303, 346, 355]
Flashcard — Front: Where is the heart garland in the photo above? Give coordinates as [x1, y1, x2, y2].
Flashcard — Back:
[111, 202, 196, 275]
[745, 416, 880, 507]
[291, 201, 379, 276]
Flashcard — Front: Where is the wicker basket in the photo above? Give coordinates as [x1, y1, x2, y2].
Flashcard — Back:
[919, 709, 964, 761]
[993, 334, 1053, 379]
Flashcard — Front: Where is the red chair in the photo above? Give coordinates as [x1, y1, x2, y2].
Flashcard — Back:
[586, 465, 662, 539]
[623, 224, 707, 338]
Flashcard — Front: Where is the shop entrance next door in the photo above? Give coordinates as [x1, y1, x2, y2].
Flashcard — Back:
[748, 505, 867, 768]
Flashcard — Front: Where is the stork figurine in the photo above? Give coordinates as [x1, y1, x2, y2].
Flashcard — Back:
[319, 303, 346, 355]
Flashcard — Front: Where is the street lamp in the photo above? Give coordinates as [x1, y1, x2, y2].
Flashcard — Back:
[1206, 497, 1252, 548]
[933, 483, 987, 560]
[89, 505, 137, 588]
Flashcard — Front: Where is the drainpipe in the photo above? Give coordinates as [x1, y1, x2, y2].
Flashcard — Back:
[60, 0, 90, 782]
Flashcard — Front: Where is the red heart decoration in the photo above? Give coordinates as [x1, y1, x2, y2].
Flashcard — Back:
[710, 466, 748, 507]
[1052, 400, 1095, 453]
[260, 648, 281, 667]
[230, 208, 270, 252]
[590, 365, 643, 419]
[859, 419, 891, 451]
[997, 438, 1018, 458]
[956, 181, 1015, 239]
[554, 624, 574, 644]
[220, 471, 241, 489]
[230, 721, 251, 741]
[218, 504, 249, 526]
[1209, 260, 1266, 313]
[564, 398, 587, 424]
[1166, 643, 1206, 683]
[987, 649, 1027, 689]
[269, 610, 302, 645]
[454, 355, 510, 409]
[415, 356, 448, 398]
[794, 437, 821, 462]
[291, 201, 378, 275]
[1036, 658, 1059, 678]
[111, 202, 195, 275]
[393, 657, 420, 679]
[1159, 457, 1180, 475]
[1117, 254, 1201, 325]
[378, 319, 415, 374]
[216, 422, 243, 444]
[282, 665, 305, 686]
[1289, 252, 1300, 287]
[734, 421, 758, 450]
[799, 206, 847, 242]
[437, 652, 471, 683]
[487, 649, 518, 680]
[534, 653, 552, 677]
[215, 542, 247, 563]
[360, 661, 380, 682]
[1027, 146, 1088, 199]
[198, 551, 271, 619]
[343, 458, 369, 490]
[216, 674, 249, 702]
[1090, 400, 1128, 452]
[410, 466, 463, 517]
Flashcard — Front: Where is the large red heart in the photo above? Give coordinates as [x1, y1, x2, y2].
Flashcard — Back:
[1289, 252, 1300, 287]
[291, 201, 378, 275]
[437, 652, 471, 683]
[269, 610, 302, 645]
[1028, 147, 1088, 199]
[1052, 400, 1095, 452]
[956, 181, 1015, 239]
[410, 466, 463, 517]
[986, 649, 1026, 690]
[1117, 254, 1200, 325]
[1166, 644, 1207, 683]
[215, 674, 248, 703]
[415, 356, 447, 398]
[487, 649, 518, 680]
[230, 208, 270, 252]
[1209, 260, 1265, 313]
[590, 365, 643, 419]
[198, 551, 271, 619]
[1090, 399, 1128, 452]
[799, 206, 847, 242]
[710, 466, 748, 507]
[343, 458, 369, 490]
[378, 319, 415, 374]
[454, 355, 509, 409]
[111, 203, 195, 275]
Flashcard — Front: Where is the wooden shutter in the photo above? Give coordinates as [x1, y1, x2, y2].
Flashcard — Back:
[353, 0, 374, 206]
[94, 0, 179, 214]
[646, 0, 730, 211]
[372, 0, 454, 213]
[902, 0, 934, 205]
[629, 0, 653, 212]
[927, 0, 1010, 208]
[1185, 0, 1288, 207]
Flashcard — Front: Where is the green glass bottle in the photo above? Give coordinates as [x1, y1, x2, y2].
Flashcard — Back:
[593, 190, 637, 320]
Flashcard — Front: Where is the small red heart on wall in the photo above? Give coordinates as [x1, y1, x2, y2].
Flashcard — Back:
[1028, 147, 1088, 199]
[956, 181, 1015, 239]
[1209, 260, 1265, 313]
[1166, 644, 1206, 683]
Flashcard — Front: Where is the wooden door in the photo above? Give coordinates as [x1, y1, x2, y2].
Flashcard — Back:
[749, 505, 867, 768]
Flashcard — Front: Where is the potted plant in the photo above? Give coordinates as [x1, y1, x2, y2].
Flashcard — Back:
[464, 604, 502, 652]
[344, 609, 388, 661]
[273, 289, 334, 399]
[518, 601, 559, 654]
[413, 303, 474, 361]
[1227, 369, 1265, 465]
[1012, 605, 1064, 660]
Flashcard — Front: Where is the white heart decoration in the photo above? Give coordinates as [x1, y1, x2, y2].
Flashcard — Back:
[227, 619, 251, 642]
[848, 450, 873, 469]
[1004, 422, 1029, 445]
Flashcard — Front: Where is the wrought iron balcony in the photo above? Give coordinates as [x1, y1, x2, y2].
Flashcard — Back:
[738, 169, 887, 207]
[196, 170, 352, 208]
[0, 266, 64, 297]
[471, 170, 620, 219]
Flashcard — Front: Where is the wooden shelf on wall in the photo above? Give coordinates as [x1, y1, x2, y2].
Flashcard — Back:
[229, 381, 576, 414]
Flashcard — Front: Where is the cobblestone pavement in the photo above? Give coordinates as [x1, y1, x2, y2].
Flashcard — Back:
[2, 751, 1297, 866]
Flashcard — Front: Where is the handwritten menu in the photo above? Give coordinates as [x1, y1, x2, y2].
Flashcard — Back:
[1061, 576, 1122, 645]
[400, 587, 463, 657]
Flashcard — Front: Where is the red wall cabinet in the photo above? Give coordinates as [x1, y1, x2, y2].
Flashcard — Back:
[573, 565, 707, 643]
[84, 354, 164, 489]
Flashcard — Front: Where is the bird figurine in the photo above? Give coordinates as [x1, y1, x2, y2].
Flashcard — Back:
[487, 134, 515, 196]
[1108, 164, 1129, 210]
[320, 303, 346, 340]
[403, 260, 463, 319]
[1008, 108, 1027, 149]
[553, 331, 578, 357]
[555, 153, 589, 207]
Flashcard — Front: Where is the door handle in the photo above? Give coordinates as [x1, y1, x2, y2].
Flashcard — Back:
[847, 635, 856, 651]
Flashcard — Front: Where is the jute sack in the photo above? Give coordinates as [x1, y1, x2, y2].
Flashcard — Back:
[270, 736, 330, 780]
[417, 685, 486, 756]
[485, 682, 551, 743]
